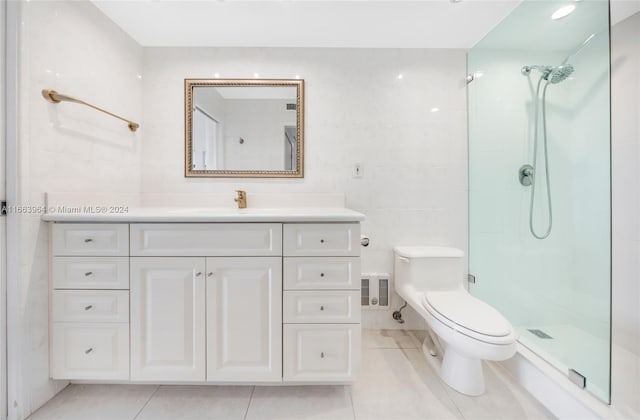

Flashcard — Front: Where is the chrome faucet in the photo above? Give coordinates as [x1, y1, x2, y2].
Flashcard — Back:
[234, 190, 247, 209]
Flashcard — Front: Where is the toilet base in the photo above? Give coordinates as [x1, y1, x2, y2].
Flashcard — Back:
[440, 347, 485, 396]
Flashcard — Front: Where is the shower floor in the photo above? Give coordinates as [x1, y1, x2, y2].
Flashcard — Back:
[516, 324, 609, 402]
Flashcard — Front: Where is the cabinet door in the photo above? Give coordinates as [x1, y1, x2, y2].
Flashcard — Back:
[206, 257, 282, 382]
[130, 258, 205, 381]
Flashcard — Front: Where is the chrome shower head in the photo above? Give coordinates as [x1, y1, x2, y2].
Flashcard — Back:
[522, 64, 574, 84]
[545, 64, 574, 84]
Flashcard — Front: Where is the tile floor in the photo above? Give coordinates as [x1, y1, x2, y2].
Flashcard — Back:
[28, 330, 553, 420]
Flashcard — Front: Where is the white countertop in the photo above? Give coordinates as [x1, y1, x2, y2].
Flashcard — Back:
[41, 207, 366, 223]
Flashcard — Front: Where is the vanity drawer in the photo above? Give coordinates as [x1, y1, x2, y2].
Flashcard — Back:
[52, 224, 129, 256]
[283, 257, 360, 290]
[130, 223, 282, 256]
[51, 323, 129, 380]
[283, 224, 360, 257]
[52, 257, 129, 290]
[283, 324, 360, 382]
[53, 290, 129, 323]
[283, 291, 360, 323]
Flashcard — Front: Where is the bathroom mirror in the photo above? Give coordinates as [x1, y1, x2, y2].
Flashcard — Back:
[185, 79, 304, 178]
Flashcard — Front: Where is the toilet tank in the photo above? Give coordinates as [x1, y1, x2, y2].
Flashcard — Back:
[393, 246, 465, 291]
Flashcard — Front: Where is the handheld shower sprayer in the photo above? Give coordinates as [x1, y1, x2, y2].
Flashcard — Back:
[521, 64, 574, 84]
[520, 62, 575, 239]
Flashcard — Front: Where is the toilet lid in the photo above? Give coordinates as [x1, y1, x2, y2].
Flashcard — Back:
[423, 291, 512, 337]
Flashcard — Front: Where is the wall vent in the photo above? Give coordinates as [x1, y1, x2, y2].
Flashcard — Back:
[361, 277, 370, 307]
[361, 273, 391, 310]
[286, 103, 297, 110]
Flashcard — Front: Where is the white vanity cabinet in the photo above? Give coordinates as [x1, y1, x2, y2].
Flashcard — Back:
[50, 224, 130, 380]
[49, 215, 362, 384]
[282, 223, 362, 382]
[129, 224, 283, 383]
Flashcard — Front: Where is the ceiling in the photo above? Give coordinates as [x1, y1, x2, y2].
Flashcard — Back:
[91, 0, 522, 49]
[91, 0, 640, 50]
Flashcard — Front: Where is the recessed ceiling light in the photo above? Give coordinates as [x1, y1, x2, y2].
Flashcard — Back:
[253, 73, 260, 78]
[430, 107, 440, 113]
[450, 0, 462, 3]
[397, 73, 404, 80]
[551, 4, 576, 20]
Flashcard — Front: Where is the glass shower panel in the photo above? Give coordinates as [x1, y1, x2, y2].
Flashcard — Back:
[467, 0, 611, 402]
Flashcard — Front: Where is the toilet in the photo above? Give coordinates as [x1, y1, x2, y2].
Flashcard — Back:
[393, 246, 517, 396]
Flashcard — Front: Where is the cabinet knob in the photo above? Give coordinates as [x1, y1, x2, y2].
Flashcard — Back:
[84, 305, 93, 311]
[320, 306, 324, 311]
[320, 239, 325, 244]
[320, 352, 325, 358]
[84, 271, 93, 277]
[85, 348, 93, 354]
[84, 238, 93, 243]
[320, 273, 325, 277]
[196, 272, 202, 277]
[207, 272, 214, 277]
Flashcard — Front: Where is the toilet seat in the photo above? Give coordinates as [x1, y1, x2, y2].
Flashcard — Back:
[422, 291, 514, 345]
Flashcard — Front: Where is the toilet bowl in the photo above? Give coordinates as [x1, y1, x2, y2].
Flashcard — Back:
[393, 246, 517, 396]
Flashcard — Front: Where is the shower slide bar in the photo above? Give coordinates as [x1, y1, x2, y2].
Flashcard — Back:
[41, 89, 139, 132]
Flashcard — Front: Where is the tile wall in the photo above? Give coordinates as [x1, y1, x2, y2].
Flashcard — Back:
[17, 1, 143, 417]
[142, 47, 468, 329]
[611, 11, 640, 417]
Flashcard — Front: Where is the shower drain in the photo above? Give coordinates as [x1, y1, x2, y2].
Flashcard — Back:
[527, 329, 553, 339]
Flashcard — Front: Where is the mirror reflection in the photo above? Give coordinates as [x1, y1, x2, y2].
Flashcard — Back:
[185, 79, 304, 178]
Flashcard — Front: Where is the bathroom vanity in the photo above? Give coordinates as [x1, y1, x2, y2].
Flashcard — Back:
[44, 208, 364, 384]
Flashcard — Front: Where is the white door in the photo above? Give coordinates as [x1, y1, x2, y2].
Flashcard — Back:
[192, 107, 218, 170]
[206, 257, 282, 382]
[130, 258, 205, 381]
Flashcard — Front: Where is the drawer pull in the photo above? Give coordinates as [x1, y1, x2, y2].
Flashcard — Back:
[320, 305, 325, 311]
[84, 305, 93, 311]
[84, 271, 93, 277]
[85, 348, 93, 354]
[207, 272, 214, 277]
[320, 352, 325, 358]
[195, 272, 202, 277]
[84, 238, 94, 243]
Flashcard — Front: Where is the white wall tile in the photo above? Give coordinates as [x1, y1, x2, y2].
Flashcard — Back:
[611, 11, 640, 416]
[18, 1, 143, 416]
[141, 48, 468, 329]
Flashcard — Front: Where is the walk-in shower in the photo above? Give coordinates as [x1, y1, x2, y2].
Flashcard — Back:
[520, 62, 575, 239]
[467, 0, 611, 403]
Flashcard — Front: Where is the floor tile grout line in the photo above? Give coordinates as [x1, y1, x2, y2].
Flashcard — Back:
[347, 385, 357, 420]
[397, 344, 467, 420]
[132, 385, 161, 420]
[243, 386, 256, 420]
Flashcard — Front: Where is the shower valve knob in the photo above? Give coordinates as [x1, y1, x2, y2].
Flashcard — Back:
[519, 164, 534, 187]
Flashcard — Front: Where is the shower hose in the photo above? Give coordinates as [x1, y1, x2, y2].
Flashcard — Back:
[529, 77, 553, 239]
